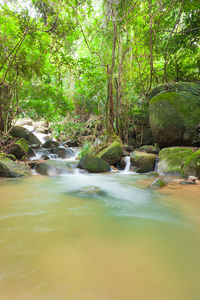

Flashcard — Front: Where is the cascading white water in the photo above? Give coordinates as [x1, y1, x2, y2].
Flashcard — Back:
[154, 156, 158, 172]
[122, 156, 131, 173]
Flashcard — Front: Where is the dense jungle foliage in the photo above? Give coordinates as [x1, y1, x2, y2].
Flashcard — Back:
[0, 0, 200, 141]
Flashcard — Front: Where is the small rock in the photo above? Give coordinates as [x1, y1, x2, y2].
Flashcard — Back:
[149, 178, 166, 189]
[111, 165, 119, 172]
[180, 181, 196, 185]
[188, 175, 198, 182]
[42, 140, 59, 148]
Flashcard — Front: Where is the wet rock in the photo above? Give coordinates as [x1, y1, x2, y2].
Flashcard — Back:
[75, 186, 106, 198]
[180, 181, 196, 185]
[0, 156, 31, 177]
[97, 140, 123, 165]
[26, 132, 41, 145]
[158, 147, 194, 176]
[130, 151, 156, 173]
[27, 146, 35, 157]
[149, 178, 166, 189]
[41, 154, 50, 160]
[31, 144, 41, 150]
[78, 153, 110, 173]
[28, 161, 37, 169]
[47, 160, 75, 173]
[120, 157, 126, 170]
[54, 147, 75, 159]
[35, 162, 62, 176]
[42, 140, 59, 148]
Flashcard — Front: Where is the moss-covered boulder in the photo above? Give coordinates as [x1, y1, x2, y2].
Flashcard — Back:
[0, 156, 31, 177]
[149, 85, 200, 148]
[97, 140, 123, 165]
[10, 126, 41, 145]
[11, 126, 29, 139]
[35, 162, 62, 176]
[130, 151, 156, 173]
[158, 147, 194, 176]
[11, 139, 29, 159]
[183, 150, 200, 178]
[78, 153, 110, 173]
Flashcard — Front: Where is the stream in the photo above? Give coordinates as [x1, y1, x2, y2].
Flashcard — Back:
[0, 168, 200, 299]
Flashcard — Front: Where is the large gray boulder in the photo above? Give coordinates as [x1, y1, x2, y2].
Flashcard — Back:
[149, 82, 200, 148]
[78, 153, 110, 173]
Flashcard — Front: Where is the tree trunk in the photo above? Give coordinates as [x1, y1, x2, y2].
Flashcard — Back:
[106, 20, 117, 141]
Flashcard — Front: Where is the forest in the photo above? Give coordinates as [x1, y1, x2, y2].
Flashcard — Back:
[1, 0, 200, 140]
[1, 1, 200, 299]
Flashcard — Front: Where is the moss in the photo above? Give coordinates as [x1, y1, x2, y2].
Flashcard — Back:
[97, 140, 123, 165]
[183, 150, 200, 178]
[147, 82, 200, 101]
[11, 138, 29, 159]
[0, 157, 31, 177]
[149, 91, 200, 148]
[15, 139, 29, 153]
[149, 178, 166, 189]
[158, 147, 194, 176]
[130, 151, 156, 173]
[78, 153, 110, 173]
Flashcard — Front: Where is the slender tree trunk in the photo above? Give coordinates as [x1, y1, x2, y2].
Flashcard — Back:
[106, 20, 117, 140]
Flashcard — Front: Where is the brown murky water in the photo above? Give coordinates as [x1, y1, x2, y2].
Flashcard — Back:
[0, 173, 200, 300]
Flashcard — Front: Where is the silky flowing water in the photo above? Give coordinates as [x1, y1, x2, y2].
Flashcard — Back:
[0, 172, 200, 300]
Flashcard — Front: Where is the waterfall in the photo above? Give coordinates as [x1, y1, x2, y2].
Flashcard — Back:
[123, 156, 131, 173]
[154, 156, 158, 172]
